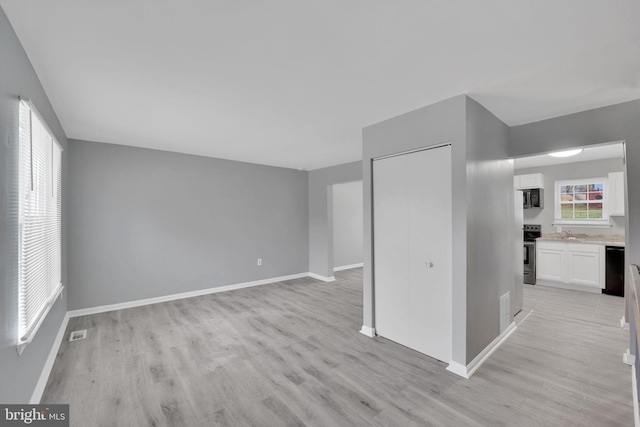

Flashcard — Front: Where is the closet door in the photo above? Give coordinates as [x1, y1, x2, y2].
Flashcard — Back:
[373, 153, 411, 347]
[373, 145, 452, 362]
[406, 147, 451, 362]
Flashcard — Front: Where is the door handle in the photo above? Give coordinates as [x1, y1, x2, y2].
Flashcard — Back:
[426, 262, 434, 268]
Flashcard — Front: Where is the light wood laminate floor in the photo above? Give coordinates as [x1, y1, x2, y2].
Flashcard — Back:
[43, 269, 633, 426]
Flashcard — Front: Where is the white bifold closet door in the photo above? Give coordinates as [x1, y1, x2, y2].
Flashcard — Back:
[373, 144, 452, 363]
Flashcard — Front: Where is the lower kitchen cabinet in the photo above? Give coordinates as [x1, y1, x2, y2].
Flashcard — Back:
[536, 241, 605, 292]
[537, 243, 564, 282]
[567, 245, 603, 287]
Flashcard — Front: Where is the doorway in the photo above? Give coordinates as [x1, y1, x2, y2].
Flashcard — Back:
[512, 141, 627, 317]
[331, 181, 364, 272]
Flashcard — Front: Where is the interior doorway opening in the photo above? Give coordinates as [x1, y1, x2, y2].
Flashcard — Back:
[330, 180, 364, 273]
[511, 140, 628, 321]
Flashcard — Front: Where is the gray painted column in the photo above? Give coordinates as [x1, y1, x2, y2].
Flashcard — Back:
[362, 95, 469, 366]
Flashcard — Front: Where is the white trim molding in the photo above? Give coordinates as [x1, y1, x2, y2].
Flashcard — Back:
[308, 273, 336, 283]
[621, 316, 630, 330]
[17, 286, 64, 355]
[633, 363, 639, 427]
[334, 263, 364, 272]
[624, 349, 636, 366]
[536, 279, 602, 294]
[68, 273, 310, 317]
[30, 312, 69, 404]
[359, 325, 376, 337]
[445, 361, 469, 378]
[446, 321, 518, 379]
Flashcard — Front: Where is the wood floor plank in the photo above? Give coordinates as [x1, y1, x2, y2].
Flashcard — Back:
[42, 269, 633, 426]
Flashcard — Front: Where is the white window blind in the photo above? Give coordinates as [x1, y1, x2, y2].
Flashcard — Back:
[17, 99, 63, 353]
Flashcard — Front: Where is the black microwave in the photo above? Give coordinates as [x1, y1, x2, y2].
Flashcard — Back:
[523, 188, 543, 209]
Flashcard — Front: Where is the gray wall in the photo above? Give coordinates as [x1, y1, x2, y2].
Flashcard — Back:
[0, 7, 69, 403]
[67, 139, 308, 310]
[363, 95, 469, 365]
[464, 97, 513, 362]
[332, 181, 363, 268]
[518, 158, 625, 235]
[308, 162, 362, 278]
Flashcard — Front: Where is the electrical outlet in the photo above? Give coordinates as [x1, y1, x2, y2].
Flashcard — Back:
[257, 258, 262, 266]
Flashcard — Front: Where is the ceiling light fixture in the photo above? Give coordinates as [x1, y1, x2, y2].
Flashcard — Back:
[548, 148, 583, 158]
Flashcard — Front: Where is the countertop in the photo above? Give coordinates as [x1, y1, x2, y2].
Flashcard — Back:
[537, 233, 625, 247]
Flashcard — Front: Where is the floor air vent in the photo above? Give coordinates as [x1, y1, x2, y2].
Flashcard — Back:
[69, 329, 87, 342]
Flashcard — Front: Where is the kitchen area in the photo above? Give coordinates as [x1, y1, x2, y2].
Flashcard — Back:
[515, 142, 626, 310]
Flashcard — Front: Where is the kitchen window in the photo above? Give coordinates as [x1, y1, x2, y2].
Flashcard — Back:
[554, 177, 610, 227]
[17, 99, 63, 354]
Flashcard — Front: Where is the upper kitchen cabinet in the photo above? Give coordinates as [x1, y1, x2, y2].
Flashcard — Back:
[608, 171, 625, 216]
[515, 173, 544, 190]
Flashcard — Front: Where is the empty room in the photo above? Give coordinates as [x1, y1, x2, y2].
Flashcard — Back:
[1, 1, 640, 426]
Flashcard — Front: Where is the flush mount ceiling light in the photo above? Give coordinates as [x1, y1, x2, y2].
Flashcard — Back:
[548, 148, 584, 158]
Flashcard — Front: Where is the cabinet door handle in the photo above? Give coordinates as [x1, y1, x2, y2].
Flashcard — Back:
[426, 262, 434, 268]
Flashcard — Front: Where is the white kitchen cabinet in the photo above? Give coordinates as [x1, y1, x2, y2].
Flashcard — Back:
[608, 171, 625, 216]
[515, 173, 544, 190]
[566, 244, 604, 288]
[536, 241, 604, 291]
[536, 242, 565, 282]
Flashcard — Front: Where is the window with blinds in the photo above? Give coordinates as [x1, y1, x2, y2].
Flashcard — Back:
[17, 99, 63, 354]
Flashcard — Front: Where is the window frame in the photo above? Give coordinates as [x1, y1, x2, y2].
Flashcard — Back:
[553, 177, 610, 227]
[17, 98, 64, 355]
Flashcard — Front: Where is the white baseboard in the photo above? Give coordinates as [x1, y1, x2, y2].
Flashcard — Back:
[359, 325, 376, 337]
[445, 361, 469, 378]
[30, 312, 69, 404]
[334, 263, 363, 272]
[633, 363, 639, 427]
[536, 280, 602, 294]
[621, 316, 630, 330]
[68, 272, 310, 317]
[516, 309, 535, 325]
[446, 321, 518, 379]
[624, 349, 636, 366]
[308, 273, 336, 282]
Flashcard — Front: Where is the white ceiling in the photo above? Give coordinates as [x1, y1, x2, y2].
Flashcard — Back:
[1, 1, 639, 170]
[514, 141, 624, 170]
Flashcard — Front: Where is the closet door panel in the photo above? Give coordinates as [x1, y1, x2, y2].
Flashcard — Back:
[407, 146, 452, 362]
[373, 154, 411, 346]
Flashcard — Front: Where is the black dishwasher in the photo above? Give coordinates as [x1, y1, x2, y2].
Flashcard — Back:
[604, 246, 625, 297]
